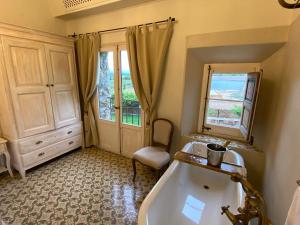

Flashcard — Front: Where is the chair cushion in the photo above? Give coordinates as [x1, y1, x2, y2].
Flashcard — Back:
[133, 146, 170, 170]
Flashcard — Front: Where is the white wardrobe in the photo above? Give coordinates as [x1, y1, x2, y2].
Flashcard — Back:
[0, 23, 83, 178]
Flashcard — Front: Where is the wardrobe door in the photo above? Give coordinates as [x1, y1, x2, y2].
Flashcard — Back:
[1, 36, 55, 138]
[45, 44, 80, 128]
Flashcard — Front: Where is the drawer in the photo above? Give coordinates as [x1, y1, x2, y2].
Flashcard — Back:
[21, 135, 82, 168]
[19, 123, 82, 154]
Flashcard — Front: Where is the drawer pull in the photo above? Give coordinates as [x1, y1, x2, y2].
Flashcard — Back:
[68, 141, 74, 145]
[35, 141, 43, 145]
[67, 131, 73, 134]
[38, 152, 45, 157]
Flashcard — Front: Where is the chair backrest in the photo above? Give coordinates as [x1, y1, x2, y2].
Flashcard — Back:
[152, 118, 174, 152]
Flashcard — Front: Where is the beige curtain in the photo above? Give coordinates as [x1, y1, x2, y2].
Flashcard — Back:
[126, 19, 174, 145]
[75, 33, 101, 147]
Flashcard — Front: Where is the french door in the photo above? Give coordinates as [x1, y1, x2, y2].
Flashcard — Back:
[95, 44, 144, 158]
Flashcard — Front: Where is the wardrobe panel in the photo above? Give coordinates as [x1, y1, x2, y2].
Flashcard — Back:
[45, 44, 80, 128]
[55, 88, 77, 121]
[18, 92, 51, 130]
[50, 50, 72, 84]
[1, 36, 55, 137]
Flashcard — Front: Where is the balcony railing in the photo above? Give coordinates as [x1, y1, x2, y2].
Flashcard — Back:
[122, 106, 141, 126]
[99, 97, 141, 126]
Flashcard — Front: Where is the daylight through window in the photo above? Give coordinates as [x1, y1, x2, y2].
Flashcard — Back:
[97, 49, 142, 127]
[98, 51, 116, 121]
[206, 73, 247, 128]
[120, 50, 142, 127]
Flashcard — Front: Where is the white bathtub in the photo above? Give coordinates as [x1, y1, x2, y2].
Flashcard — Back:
[138, 142, 246, 225]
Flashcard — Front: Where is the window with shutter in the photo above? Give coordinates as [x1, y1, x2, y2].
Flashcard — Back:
[198, 64, 261, 142]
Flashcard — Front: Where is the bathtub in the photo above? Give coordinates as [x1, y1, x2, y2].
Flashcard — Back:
[138, 142, 246, 225]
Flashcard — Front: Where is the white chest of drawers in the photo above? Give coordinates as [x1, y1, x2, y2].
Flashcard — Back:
[0, 23, 84, 178]
[7, 123, 83, 178]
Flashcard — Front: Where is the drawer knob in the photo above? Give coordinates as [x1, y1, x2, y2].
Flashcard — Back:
[68, 141, 74, 145]
[38, 152, 45, 157]
[35, 141, 43, 145]
[67, 131, 73, 134]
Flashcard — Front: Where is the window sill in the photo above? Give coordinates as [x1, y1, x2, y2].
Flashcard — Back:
[186, 133, 257, 152]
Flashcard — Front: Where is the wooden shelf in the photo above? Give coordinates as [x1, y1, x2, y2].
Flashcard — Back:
[174, 151, 242, 176]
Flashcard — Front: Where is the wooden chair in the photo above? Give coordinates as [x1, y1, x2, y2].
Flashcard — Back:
[132, 118, 174, 181]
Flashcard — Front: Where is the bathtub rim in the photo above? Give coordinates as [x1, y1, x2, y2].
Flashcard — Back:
[138, 141, 246, 225]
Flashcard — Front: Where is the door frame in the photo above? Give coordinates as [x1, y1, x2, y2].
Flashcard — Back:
[118, 44, 145, 157]
[96, 45, 121, 154]
[95, 43, 145, 157]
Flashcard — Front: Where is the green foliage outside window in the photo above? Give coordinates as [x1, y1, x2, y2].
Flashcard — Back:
[231, 105, 242, 117]
[207, 105, 242, 118]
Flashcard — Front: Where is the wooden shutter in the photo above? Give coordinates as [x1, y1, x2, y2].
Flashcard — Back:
[240, 72, 261, 141]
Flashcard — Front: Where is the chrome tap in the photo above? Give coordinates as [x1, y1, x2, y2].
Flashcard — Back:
[221, 174, 271, 225]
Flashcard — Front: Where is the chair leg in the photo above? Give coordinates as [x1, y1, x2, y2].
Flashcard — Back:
[155, 164, 169, 181]
[3, 150, 13, 177]
[155, 169, 161, 182]
[132, 159, 137, 181]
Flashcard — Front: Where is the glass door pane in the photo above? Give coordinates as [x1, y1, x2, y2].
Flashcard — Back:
[98, 51, 116, 121]
[120, 50, 142, 127]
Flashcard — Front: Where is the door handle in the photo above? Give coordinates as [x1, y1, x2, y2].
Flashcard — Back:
[38, 152, 45, 157]
[35, 140, 43, 145]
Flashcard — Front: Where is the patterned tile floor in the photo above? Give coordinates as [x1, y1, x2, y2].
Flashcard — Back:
[0, 148, 157, 225]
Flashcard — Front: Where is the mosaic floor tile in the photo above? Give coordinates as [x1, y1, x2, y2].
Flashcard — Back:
[0, 148, 156, 225]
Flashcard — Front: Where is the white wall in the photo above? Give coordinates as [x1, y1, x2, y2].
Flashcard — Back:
[258, 16, 300, 225]
[65, 0, 293, 150]
[0, 0, 66, 35]
[181, 50, 203, 136]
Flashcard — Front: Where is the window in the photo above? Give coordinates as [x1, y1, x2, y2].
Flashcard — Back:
[120, 50, 142, 127]
[97, 46, 142, 127]
[98, 51, 115, 121]
[206, 73, 247, 128]
[199, 64, 261, 141]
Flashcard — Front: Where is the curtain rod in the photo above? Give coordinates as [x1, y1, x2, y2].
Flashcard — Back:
[68, 17, 176, 38]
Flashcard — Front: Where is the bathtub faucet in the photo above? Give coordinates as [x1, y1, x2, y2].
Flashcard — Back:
[221, 174, 271, 225]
